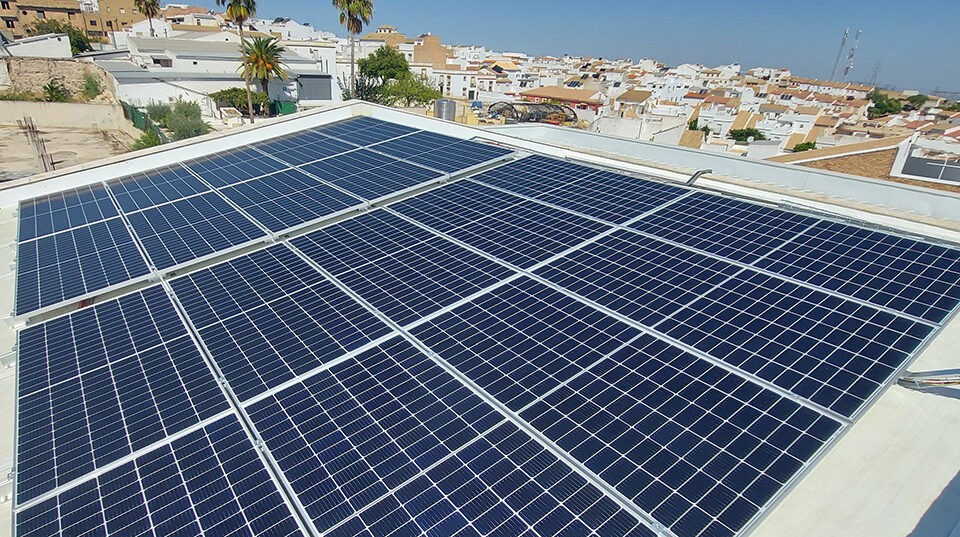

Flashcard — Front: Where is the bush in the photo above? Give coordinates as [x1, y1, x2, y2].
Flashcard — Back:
[793, 141, 816, 152]
[166, 100, 209, 140]
[209, 86, 269, 115]
[729, 128, 766, 142]
[384, 74, 442, 107]
[81, 72, 102, 100]
[0, 90, 42, 101]
[146, 102, 172, 125]
[131, 129, 165, 150]
[42, 79, 69, 102]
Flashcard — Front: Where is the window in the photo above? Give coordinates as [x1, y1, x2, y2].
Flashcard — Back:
[119, 7, 124, 13]
[36, 10, 44, 18]
[1, 2, 9, 9]
[105, 20, 111, 26]
[89, 19, 96, 25]
[4, 19, 13, 28]
[132, 8, 137, 13]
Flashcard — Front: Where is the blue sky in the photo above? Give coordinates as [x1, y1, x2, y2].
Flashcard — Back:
[202, 0, 960, 94]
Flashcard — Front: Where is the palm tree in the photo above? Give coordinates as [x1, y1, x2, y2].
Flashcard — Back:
[242, 37, 288, 94]
[134, 0, 160, 37]
[216, 0, 257, 123]
[332, 0, 373, 98]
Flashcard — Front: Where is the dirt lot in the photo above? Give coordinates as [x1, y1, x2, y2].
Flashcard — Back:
[0, 126, 133, 181]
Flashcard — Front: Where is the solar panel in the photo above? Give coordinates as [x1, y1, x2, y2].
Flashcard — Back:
[410, 277, 640, 412]
[254, 129, 360, 166]
[754, 220, 960, 324]
[246, 337, 653, 537]
[125, 191, 267, 269]
[184, 146, 290, 188]
[290, 210, 516, 326]
[391, 181, 611, 269]
[371, 131, 513, 173]
[300, 149, 443, 201]
[18, 184, 118, 242]
[218, 168, 364, 232]
[15, 415, 305, 537]
[107, 164, 211, 213]
[520, 334, 842, 537]
[170, 244, 392, 400]
[15, 286, 230, 504]
[317, 117, 419, 146]
[633, 193, 818, 263]
[324, 421, 656, 537]
[473, 155, 688, 224]
[15, 218, 151, 315]
[656, 271, 934, 417]
[534, 230, 742, 326]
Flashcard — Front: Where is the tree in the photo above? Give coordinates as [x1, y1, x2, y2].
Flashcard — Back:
[866, 90, 902, 119]
[906, 94, 928, 109]
[729, 128, 766, 142]
[358, 45, 408, 81]
[385, 73, 441, 107]
[793, 141, 816, 152]
[242, 37, 288, 93]
[134, 0, 160, 37]
[166, 100, 210, 140]
[338, 73, 386, 104]
[688, 118, 710, 137]
[217, 0, 257, 123]
[26, 20, 90, 55]
[333, 0, 373, 98]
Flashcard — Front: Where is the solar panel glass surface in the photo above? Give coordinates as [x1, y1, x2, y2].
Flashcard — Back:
[18, 184, 118, 242]
[107, 165, 211, 213]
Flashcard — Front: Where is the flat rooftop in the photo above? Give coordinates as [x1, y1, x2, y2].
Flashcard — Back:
[1, 102, 959, 537]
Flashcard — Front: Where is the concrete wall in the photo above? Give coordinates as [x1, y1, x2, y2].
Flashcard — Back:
[0, 101, 129, 131]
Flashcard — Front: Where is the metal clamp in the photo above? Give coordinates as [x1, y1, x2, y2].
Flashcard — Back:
[686, 168, 713, 185]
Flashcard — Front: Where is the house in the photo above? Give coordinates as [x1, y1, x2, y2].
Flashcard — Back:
[614, 89, 652, 117]
[518, 85, 607, 120]
[0, 31, 70, 56]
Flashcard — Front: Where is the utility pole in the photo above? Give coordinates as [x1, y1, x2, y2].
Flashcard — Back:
[830, 28, 849, 82]
[868, 63, 881, 87]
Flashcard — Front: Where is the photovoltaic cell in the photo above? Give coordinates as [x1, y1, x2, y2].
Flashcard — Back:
[170, 244, 392, 400]
[392, 181, 611, 269]
[535, 230, 742, 327]
[15, 218, 151, 315]
[184, 146, 289, 188]
[291, 210, 515, 326]
[520, 334, 842, 537]
[656, 271, 934, 417]
[411, 277, 640, 412]
[126, 191, 266, 269]
[247, 337, 504, 532]
[371, 131, 512, 173]
[633, 193, 818, 263]
[473, 155, 687, 224]
[317, 117, 419, 146]
[15, 415, 304, 537]
[300, 149, 443, 201]
[754, 220, 960, 324]
[218, 168, 364, 232]
[107, 164, 211, 213]
[15, 287, 230, 505]
[254, 129, 360, 166]
[18, 184, 118, 242]
[325, 421, 656, 537]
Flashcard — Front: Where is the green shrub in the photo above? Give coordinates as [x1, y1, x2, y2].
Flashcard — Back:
[81, 73, 102, 100]
[0, 90, 41, 101]
[729, 128, 766, 142]
[146, 102, 172, 126]
[131, 129, 164, 150]
[793, 141, 816, 152]
[209, 86, 269, 115]
[42, 80, 69, 102]
[166, 100, 209, 140]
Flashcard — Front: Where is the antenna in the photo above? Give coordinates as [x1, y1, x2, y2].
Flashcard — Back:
[842, 29, 861, 82]
[830, 28, 849, 82]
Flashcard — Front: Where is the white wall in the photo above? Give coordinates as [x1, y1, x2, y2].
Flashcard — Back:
[4, 34, 72, 59]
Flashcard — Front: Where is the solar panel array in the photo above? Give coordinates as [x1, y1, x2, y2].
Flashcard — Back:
[13, 118, 960, 537]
